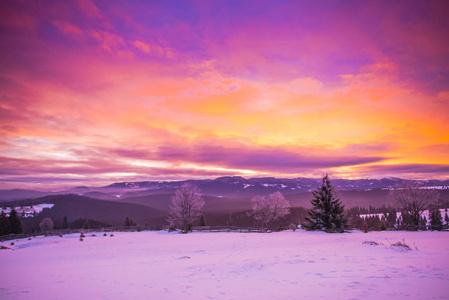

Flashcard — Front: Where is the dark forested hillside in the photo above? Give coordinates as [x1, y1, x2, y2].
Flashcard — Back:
[18, 194, 166, 232]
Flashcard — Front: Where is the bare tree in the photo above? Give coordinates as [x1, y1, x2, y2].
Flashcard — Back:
[167, 183, 205, 233]
[389, 181, 440, 229]
[39, 218, 54, 234]
[249, 191, 290, 230]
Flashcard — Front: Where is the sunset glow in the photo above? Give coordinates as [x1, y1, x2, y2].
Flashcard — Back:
[1, 0, 448, 189]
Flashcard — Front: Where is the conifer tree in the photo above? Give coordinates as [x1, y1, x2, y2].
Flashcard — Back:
[198, 214, 207, 226]
[429, 207, 443, 230]
[226, 212, 234, 227]
[8, 209, 23, 234]
[304, 174, 347, 232]
[0, 211, 10, 236]
[62, 215, 68, 229]
[83, 219, 90, 229]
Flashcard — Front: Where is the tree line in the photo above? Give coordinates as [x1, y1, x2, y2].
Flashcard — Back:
[1, 175, 447, 236]
[167, 174, 348, 233]
[167, 175, 447, 233]
[0, 209, 23, 235]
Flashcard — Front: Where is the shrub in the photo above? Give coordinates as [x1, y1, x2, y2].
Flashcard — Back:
[362, 241, 380, 246]
[39, 218, 54, 233]
[391, 239, 411, 250]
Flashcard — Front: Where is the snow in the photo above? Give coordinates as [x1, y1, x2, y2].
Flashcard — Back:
[420, 186, 447, 190]
[1, 230, 448, 299]
[261, 184, 287, 188]
[360, 209, 448, 226]
[0, 203, 54, 218]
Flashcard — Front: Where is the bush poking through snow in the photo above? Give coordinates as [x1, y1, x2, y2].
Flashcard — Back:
[363, 241, 380, 246]
[391, 239, 412, 251]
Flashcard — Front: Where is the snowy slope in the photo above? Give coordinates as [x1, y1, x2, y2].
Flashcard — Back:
[1, 230, 448, 299]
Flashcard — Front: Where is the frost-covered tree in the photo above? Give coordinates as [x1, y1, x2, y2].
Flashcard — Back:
[389, 182, 439, 229]
[304, 174, 347, 232]
[167, 183, 205, 233]
[39, 218, 54, 233]
[8, 209, 23, 234]
[249, 191, 290, 230]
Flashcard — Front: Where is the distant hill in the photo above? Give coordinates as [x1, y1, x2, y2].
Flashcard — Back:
[0, 189, 54, 201]
[19, 194, 166, 229]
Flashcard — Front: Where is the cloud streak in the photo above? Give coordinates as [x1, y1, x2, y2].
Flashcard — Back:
[1, 0, 448, 188]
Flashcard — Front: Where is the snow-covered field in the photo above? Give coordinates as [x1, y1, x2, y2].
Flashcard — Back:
[1, 230, 448, 299]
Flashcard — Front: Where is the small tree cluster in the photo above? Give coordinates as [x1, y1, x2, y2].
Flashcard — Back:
[0, 209, 23, 236]
[304, 175, 347, 232]
[249, 191, 290, 230]
[429, 207, 443, 230]
[124, 216, 136, 227]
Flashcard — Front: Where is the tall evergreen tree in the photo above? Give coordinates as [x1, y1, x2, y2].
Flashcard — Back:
[198, 214, 207, 226]
[304, 174, 347, 232]
[62, 215, 68, 229]
[429, 207, 443, 230]
[0, 211, 10, 236]
[226, 212, 234, 227]
[8, 209, 23, 234]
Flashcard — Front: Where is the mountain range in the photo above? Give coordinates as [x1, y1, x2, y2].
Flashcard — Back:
[2, 176, 448, 202]
[2, 176, 448, 233]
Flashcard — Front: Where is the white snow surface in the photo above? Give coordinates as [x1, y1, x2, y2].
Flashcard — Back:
[0, 203, 54, 217]
[1, 230, 448, 299]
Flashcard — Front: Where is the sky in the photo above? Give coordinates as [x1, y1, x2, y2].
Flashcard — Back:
[1, 0, 449, 190]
